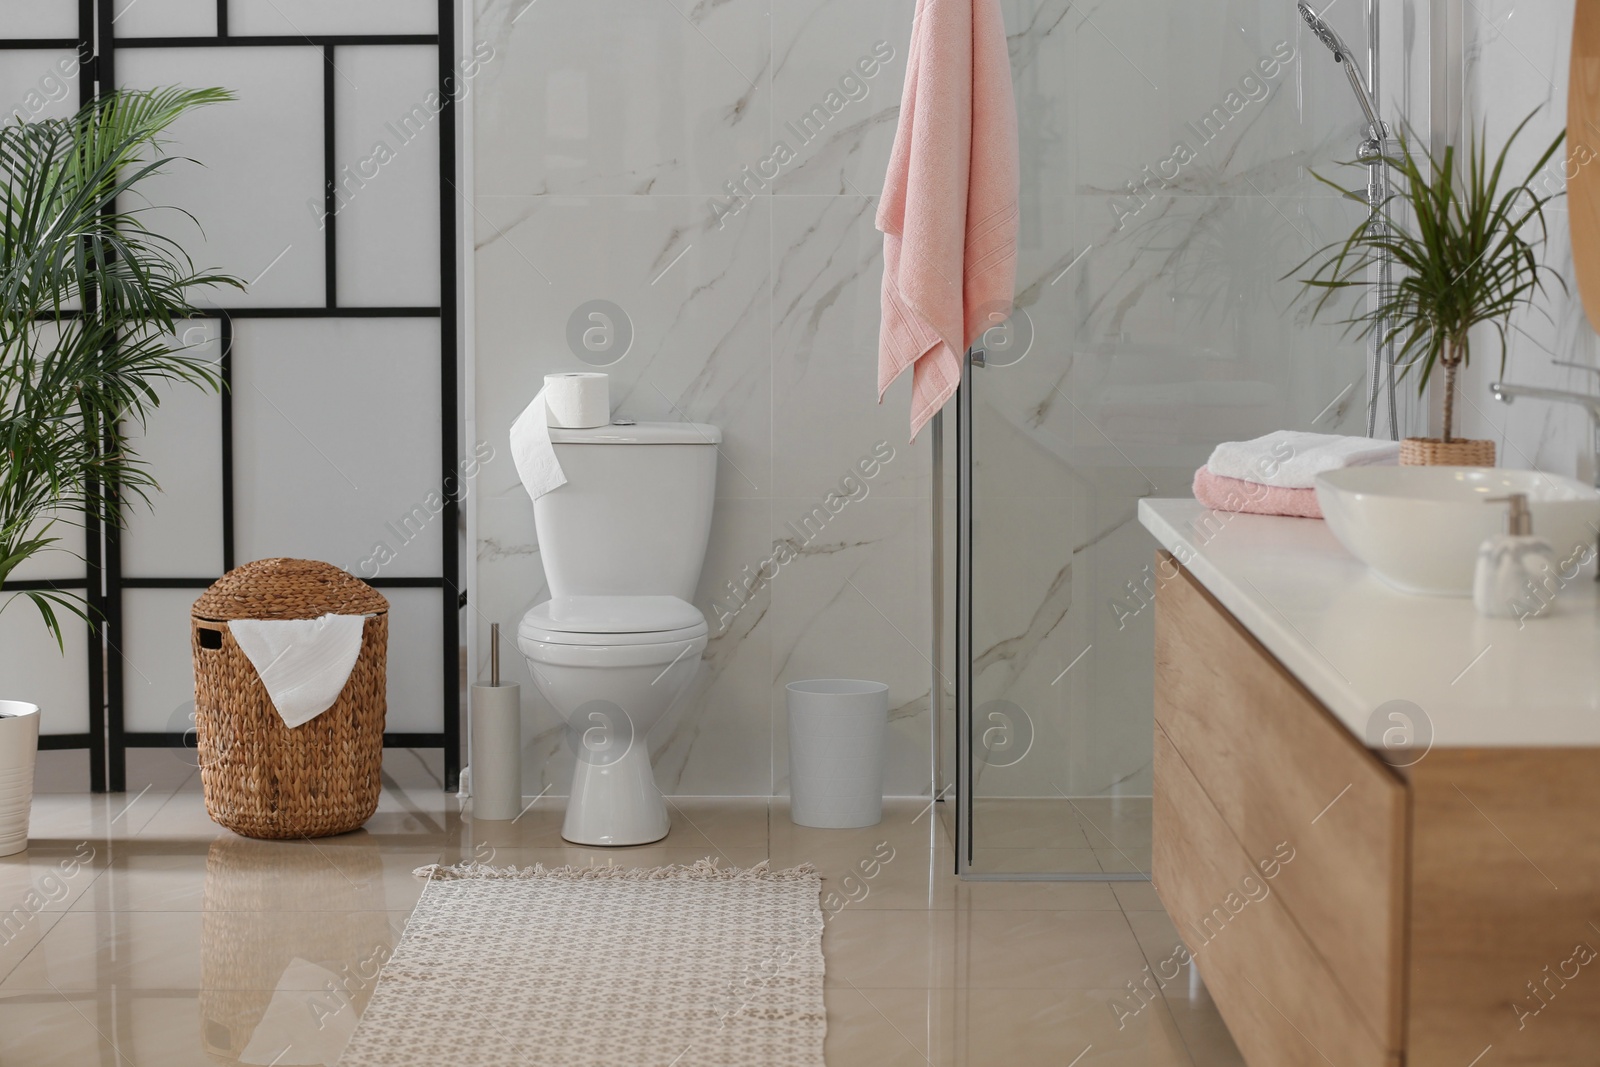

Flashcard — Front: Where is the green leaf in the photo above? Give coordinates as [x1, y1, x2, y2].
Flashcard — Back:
[1, 88, 242, 648]
[1291, 109, 1565, 440]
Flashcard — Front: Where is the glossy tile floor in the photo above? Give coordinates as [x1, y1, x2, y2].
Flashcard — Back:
[0, 749, 1242, 1066]
[964, 798, 1153, 877]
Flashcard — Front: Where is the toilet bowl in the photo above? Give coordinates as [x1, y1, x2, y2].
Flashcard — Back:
[514, 420, 720, 846]
[518, 595, 708, 846]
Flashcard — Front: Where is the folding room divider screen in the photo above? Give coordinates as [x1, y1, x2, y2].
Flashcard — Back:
[0, 0, 462, 791]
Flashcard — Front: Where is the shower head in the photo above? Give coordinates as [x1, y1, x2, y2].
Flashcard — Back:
[1298, 2, 1352, 62]
[1297, 2, 1386, 141]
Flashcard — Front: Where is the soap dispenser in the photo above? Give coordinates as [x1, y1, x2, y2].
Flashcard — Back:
[1473, 493, 1555, 619]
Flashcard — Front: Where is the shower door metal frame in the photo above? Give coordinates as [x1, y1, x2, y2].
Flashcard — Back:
[951, 353, 1145, 882]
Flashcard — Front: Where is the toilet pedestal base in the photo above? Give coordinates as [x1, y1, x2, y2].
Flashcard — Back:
[562, 743, 670, 846]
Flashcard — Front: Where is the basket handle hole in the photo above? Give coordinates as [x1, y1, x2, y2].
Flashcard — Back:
[197, 628, 223, 650]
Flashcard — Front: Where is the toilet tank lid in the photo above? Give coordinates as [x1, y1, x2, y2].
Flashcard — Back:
[549, 421, 721, 445]
[522, 595, 705, 634]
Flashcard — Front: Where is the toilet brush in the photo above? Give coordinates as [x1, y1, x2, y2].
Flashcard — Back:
[470, 623, 523, 820]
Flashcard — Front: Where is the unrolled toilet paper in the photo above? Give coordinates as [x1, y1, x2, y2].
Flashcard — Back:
[511, 372, 611, 502]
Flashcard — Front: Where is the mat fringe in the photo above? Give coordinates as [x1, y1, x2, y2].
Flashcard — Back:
[413, 857, 818, 882]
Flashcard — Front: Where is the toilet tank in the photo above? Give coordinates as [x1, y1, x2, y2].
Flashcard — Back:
[533, 422, 720, 600]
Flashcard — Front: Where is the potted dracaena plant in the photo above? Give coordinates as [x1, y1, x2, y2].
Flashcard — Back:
[0, 87, 242, 853]
[1293, 111, 1565, 466]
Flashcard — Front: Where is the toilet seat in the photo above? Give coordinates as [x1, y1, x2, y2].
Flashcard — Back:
[518, 595, 708, 647]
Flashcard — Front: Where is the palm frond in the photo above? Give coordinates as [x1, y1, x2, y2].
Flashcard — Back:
[0, 87, 243, 638]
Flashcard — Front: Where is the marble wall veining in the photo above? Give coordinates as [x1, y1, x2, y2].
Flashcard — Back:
[1455, 0, 1600, 482]
[965, 0, 1374, 799]
[469, 0, 1373, 799]
[471, 0, 931, 798]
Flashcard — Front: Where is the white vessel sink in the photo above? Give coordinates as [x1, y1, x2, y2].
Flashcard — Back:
[1314, 466, 1600, 595]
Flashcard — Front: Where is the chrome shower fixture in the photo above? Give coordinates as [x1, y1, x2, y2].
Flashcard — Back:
[1299, 0, 1398, 439]
[1297, 1, 1385, 143]
[1297, 1, 1349, 58]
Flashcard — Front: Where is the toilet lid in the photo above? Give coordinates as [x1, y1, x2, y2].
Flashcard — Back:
[519, 595, 708, 645]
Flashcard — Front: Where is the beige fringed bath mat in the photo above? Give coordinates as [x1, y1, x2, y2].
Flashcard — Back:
[336, 860, 825, 1067]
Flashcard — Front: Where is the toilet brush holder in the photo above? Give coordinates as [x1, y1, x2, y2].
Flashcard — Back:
[470, 624, 522, 821]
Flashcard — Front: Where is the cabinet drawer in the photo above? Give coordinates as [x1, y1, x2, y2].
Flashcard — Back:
[1154, 556, 1407, 1052]
[1154, 726, 1398, 1067]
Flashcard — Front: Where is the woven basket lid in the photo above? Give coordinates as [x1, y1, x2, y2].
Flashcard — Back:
[192, 558, 388, 622]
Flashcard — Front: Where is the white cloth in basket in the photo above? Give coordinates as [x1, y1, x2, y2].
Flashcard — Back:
[228, 613, 366, 728]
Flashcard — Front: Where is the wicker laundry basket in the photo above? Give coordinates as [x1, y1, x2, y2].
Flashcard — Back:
[192, 558, 388, 839]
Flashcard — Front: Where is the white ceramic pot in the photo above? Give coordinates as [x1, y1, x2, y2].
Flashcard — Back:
[0, 701, 40, 857]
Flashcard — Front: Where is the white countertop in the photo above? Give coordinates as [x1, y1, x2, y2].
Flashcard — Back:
[1140, 498, 1600, 749]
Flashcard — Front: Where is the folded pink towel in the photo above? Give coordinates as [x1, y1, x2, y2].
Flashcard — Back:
[876, 0, 1019, 440]
[1193, 467, 1323, 519]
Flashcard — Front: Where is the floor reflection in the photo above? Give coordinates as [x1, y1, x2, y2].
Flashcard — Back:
[201, 837, 395, 1065]
[0, 751, 1239, 1066]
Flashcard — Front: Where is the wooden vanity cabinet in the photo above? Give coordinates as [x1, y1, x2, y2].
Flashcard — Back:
[1153, 554, 1600, 1067]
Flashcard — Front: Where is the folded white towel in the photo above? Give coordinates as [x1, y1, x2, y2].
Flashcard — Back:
[1207, 430, 1400, 489]
[510, 386, 567, 503]
[228, 613, 367, 728]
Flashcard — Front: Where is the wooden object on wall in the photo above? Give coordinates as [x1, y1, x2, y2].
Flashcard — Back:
[1571, 0, 1600, 333]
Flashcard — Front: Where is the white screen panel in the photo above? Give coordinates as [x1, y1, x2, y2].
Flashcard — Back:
[6, 510, 86, 582]
[382, 586, 442, 732]
[0, 593, 89, 734]
[121, 321, 225, 578]
[232, 318, 442, 576]
[6, 317, 85, 579]
[230, 0, 434, 37]
[115, 46, 326, 308]
[111, 0, 217, 38]
[122, 588, 445, 734]
[0, 49, 84, 122]
[119, 588, 198, 733]
[0, 3, 76, 38]
[334, 45, 440, 307]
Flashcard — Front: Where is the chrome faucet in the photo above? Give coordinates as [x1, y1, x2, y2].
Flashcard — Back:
[1488, 382, 1600, 482]
[1489, 380, 1600, 577]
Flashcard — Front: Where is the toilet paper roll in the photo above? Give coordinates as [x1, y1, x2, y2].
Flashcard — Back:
[543, 372, 610, 429]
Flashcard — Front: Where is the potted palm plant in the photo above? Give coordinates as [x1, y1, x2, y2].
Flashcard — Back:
[1294, 112, 1565, 465]
[0, 87, 242, 852]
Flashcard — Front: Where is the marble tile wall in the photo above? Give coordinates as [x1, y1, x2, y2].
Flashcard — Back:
[470, 0, 1372, 798]
[966, 0, 1373, 798]
[1454, 0, 1600, 481]
[470, 0, 929, 797]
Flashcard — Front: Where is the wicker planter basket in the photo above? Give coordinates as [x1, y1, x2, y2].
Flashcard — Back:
[1399, 437, 1496, 467]
[192, 558, 388, 839]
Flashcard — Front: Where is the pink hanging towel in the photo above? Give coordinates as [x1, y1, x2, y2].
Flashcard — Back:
[877, 0, 1019, 440]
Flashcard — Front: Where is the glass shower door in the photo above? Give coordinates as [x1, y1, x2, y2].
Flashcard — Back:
[951, 0, 1382, 879]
